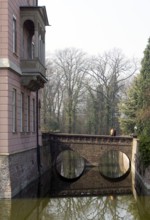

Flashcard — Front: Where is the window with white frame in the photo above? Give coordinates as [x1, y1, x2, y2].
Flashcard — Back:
[20, 92, 24, 132]
[13, 16, 17, 53]
[27, 96, 30, 132]
[12, 89, 17, 132]
[32, 98, 36, 132]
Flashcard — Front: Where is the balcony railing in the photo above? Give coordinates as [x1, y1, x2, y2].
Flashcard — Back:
[21, 59, 47, 91]
[21, 59, 46, 75]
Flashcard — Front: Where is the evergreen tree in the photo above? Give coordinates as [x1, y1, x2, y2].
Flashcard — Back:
[119, 38, 150, 136]
[137, 38, 150, 135]
[119, 76, 139, 134]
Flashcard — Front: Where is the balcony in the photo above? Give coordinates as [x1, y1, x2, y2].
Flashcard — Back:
[21, 59, 47, 91]
[20, 6, 49, 91]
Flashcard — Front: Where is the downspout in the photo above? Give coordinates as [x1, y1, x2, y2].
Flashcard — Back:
[36, 89, 41, 174]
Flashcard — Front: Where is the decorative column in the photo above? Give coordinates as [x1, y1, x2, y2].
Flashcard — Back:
[34, 26, 39, 59]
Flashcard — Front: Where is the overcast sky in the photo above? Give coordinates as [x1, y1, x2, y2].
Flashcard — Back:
[38, 0, 150, 60]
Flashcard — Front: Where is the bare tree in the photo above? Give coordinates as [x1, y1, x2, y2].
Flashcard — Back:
[42, 48, 88, 133]
[41, 48, 138, 134]
[41, 59, 64, 131]
[86, 49, 138, 134]
[53, 48, 88, 133]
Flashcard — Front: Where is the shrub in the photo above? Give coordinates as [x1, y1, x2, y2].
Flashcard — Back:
[139, 135, 150, 168]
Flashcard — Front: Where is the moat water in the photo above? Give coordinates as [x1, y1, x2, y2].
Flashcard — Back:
[0, 150, 150, 220]
[0, 179, 150, 220]
[2, 194, 150, 220]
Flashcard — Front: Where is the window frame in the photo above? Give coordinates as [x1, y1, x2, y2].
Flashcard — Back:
[12, 89, 17, 133]
[27, 95, 30, 132]
[13, 15, 17, 54]
[32, 98, 36, 132]
[20, 92, 24, 132]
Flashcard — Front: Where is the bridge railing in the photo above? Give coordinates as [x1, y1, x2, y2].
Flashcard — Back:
[42, 132, 133, 146]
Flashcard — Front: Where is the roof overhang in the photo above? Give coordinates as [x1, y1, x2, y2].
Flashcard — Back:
[20, 6, 50, 26]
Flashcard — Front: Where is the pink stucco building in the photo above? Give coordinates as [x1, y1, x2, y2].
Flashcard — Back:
[0, 0, 49, 198]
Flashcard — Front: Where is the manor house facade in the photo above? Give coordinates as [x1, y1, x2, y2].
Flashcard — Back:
[0, 0, 49, 198]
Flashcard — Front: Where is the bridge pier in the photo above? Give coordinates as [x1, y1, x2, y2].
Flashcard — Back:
[132, 138, 150, 196]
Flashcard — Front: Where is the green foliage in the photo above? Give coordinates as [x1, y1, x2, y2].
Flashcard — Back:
[119, 75, 139, 135]
[136, 38, 150, 135]
[139, 135, 150, 167]
[119, 37, 150, 136]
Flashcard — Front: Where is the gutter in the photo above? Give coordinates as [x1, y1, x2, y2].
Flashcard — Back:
[36, 89, 41, 174]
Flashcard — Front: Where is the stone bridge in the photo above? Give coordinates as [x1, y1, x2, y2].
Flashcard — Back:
[49, 133, 133, 166]
[44, 133, 135, 196]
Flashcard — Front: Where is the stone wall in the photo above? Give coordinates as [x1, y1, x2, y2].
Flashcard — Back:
[0, 149, 38, 198]
[132, 138, 150, 195]
[0, 142, 51, 198]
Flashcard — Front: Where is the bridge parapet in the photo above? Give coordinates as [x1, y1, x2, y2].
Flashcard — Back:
[45, 133, 133, 166]
[48, 133, 133, 146]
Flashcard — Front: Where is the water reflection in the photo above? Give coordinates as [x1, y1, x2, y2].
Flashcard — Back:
[1, 149, 150, 219]
[99, 150, 130, 180]
[0, 195, 143, 220]
[0, 170, 150, 219]
[56, 150, 85, 180]
[43, 195, 140, 220]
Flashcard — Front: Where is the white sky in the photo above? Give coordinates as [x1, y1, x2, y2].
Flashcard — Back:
[38, 0, 150, 60]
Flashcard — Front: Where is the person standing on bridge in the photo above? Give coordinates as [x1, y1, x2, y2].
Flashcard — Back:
[110, 128, 116, 136]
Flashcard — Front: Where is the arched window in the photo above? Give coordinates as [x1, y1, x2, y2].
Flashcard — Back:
[23, 20, 35, 59]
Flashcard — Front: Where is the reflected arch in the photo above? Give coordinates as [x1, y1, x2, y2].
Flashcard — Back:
[99, 150, 131, 181]
[55, 150, 85, 180]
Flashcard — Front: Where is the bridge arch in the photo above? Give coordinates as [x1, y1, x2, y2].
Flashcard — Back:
[50, 133, 133, 167]
[48, 133, 134, 196]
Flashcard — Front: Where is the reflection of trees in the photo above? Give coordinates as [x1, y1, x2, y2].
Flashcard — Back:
[41, 195, 140, 220]
[100, 150, 130, 179]
[56, 150, 84, 179]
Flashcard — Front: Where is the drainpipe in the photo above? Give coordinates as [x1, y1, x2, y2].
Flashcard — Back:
[36, 89, 41, 174]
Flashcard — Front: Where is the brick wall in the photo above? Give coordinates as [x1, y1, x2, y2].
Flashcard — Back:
[48, 133, 133, 196]
[51, 166, 132, 197]
[50, 134, 133, 166]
